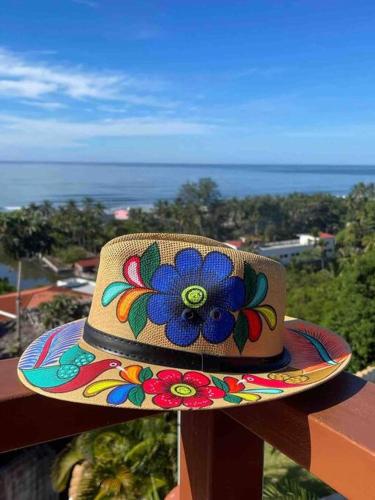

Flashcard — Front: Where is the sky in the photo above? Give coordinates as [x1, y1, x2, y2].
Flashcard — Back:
[0, 0, 375, 164]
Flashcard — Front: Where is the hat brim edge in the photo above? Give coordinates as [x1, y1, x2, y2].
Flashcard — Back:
[17, 317, 352, 411]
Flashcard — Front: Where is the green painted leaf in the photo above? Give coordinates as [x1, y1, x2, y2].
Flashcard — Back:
[139, 367, 153, 382]
[102, 282, 131, 306]
[244, 262, 257, 304]
[247, 273, 268, 307]
[224, 394, 242, 404]
[128, 294, 150, 338]
[128, 385, 145, 407]
[211, 376, 229, 393]
[140, 242, 160, 288]
[233, 312, 248, 353]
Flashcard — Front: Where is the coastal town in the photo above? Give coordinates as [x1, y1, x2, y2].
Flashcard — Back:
[0, 221, 336, 355]
[0, 179, 374, 499]
[1, 0, 375, 497]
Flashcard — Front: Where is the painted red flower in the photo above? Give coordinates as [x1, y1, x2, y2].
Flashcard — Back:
[143, 369, 225, 409]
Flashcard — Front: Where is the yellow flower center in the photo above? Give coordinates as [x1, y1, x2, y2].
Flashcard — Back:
[170, 383, 197, 397]
[181, 285, 207, 309]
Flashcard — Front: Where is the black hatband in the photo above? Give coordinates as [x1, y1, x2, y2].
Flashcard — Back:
[83, 322, 290, 374]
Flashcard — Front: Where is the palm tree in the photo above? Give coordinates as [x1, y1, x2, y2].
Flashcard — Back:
[52, 431, 135, 499]
[0, 206, 53, 352]
[51, 415, 177, 499]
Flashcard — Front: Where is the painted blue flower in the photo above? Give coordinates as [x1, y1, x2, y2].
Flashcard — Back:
[147, 249, 246, 346]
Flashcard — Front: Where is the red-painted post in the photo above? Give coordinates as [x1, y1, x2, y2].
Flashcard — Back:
[179, 410, 264, 500]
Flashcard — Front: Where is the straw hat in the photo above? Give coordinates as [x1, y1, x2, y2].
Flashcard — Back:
[18, 233, 351, 410]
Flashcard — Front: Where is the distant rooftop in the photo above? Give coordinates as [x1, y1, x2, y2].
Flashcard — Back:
[224, 240, 244, 250]
[319, 232, 335, 239]
[259, 239, 300, 249]
[259, 232, 336, 251]
[113, 208, 129, 220]
[0, 285, 91, 322]
[75, 256, 100, 268]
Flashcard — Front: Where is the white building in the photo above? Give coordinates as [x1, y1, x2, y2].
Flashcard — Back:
[56, 277, 96, 295]
[256, 233, 335, 266]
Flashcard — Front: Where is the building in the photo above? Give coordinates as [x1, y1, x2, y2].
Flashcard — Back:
[224, 238, 246, 250]
[0, 285, 91, 323]
[74, 256, 100, 278]
[256, 233, 335, 266]
[41, 255, 72, 274]
[113, 208, 129, 220]
[56, 277, 96, 295]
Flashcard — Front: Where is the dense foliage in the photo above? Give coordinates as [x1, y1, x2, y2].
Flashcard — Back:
[1, 179, 374, 498]
[51, 414, 177, 499]
[0, 277, 14, 294]
[127, 179, 348, 242]
[39, 295, 90, 330]
[0, 180, 350, 256]
[1, 180, 374, 370]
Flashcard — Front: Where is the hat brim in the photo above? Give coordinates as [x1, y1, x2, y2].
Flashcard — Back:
[17, 317, 351, 411]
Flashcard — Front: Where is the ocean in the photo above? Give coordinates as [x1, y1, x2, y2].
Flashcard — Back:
[1, 162, 375, 210]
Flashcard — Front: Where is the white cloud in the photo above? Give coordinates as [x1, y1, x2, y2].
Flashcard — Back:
[0, 114, 215, 149]
[0, 47, 169, 106]
[20, 100, 66, 110]
[0, 79, 57, 98]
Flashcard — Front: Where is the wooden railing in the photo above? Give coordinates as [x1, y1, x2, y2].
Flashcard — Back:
[1, 357, 375, 500]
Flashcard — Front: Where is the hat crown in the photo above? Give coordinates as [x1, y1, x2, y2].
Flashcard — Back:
[88, 233, 286, 359]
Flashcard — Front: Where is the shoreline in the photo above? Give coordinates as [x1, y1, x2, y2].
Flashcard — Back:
[0, 192, 348, 213]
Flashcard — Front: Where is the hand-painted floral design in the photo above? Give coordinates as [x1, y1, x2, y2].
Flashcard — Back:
[233, 263, 278, 352]
[83, 365, 153, 406]
[19, 318, 349, 410]
[211, 375, 284, 404]
[101, 242, 277, 351]
[147, 248, 245, 346]
[142, 369, 226, 409]
[19, 322, 121, 393]
[101, 242, 160, 338]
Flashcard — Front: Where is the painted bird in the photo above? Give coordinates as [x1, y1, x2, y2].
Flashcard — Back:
[241, 373, 303, 388]
[19, 323, 120, 393]
[21, 344, 121, 393]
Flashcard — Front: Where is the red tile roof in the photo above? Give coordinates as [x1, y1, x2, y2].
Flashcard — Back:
[319, 232, 335, 239]
[225, 240, 244, 249]
[0, 285, 91, 322]
[75, 257, 100, 268]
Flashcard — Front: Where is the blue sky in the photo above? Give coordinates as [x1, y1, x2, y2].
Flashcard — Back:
[0, 0, 375, 163]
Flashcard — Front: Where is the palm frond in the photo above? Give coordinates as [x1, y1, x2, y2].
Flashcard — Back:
[73, 462, 98, 500]
[125, 437, 155, 463]
[263, 477, 319, 500]
[51, 444, 84, 492]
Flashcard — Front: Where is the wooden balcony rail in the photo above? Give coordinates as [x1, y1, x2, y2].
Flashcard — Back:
[1, 357, 375, 500]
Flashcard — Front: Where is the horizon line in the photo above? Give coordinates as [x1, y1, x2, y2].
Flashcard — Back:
[0, 160, 375, 168]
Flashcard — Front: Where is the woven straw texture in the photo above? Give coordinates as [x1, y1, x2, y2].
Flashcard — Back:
[88, 233, 286, 357]
[17, 233, 351, 411]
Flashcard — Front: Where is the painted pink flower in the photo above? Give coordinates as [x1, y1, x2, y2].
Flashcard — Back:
[143, 369, 225, 409]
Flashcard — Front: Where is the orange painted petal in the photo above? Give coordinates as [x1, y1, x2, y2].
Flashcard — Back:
[120, 365, 142, 383]
[116, 288, 151, 322]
